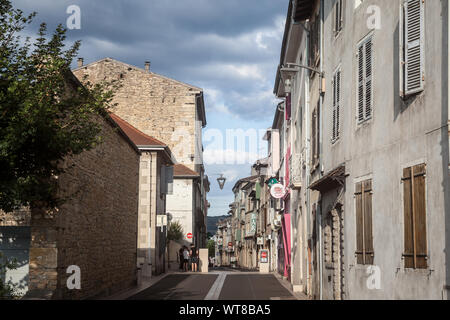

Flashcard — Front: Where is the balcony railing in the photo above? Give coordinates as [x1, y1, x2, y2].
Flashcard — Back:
[290, 152, 303, 190]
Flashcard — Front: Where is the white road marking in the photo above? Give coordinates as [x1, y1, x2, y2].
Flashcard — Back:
[204, 272, 227, 300]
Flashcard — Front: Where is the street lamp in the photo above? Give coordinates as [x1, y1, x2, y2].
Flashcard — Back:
[217, 174, 226, 190]
[280, 63, 325, 95]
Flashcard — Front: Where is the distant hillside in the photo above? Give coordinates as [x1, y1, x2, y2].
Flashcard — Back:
[207, 215, 229, 235]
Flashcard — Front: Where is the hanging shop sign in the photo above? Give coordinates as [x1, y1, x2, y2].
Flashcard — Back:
[270, 183, 286, 199]
[267, 178, 279, 188]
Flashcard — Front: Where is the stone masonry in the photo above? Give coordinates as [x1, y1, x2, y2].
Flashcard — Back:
[1, 112, 140, 299]
[72, 58, 204, 170]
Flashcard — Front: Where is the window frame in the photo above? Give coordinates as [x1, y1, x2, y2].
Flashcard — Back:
[332, 65, 342, 143]
[399, 0, 425, 98]
[354, 179, 374, 266]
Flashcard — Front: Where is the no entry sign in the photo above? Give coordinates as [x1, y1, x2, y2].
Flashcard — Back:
[187, 233, 193, 239]
[260, 250, 269, 263]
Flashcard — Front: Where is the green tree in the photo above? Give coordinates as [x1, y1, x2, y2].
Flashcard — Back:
[0, 252, 19, 299]
[0, 0, 117, 213]
[207, 239, 215, 258]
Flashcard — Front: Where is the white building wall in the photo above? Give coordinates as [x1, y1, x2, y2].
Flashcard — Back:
[167, 179, 193, 243]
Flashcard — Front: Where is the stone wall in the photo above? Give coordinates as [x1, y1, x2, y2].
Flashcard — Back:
[1, 112, 140, 299]
[52, 114, 140, 299]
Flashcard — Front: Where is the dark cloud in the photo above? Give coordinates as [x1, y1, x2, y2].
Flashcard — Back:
[13, 0, 287, 121]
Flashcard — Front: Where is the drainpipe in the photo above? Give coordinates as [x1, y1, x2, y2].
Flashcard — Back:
[304, 21, 312, 296]
[318, 0, 325, 301]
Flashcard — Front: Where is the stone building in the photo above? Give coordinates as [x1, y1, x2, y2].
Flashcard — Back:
[73, 58, 209, 251]
[109, 113, 174, 277]
[0, 73, 141, 299]
[215, 218, 232, 267]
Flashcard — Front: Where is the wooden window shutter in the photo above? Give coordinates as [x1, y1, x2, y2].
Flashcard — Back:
[355, 180, 374, 265]
[363, 180, 374, 265]
[403, 164, 427, 269]
[404, 0, 425, 95]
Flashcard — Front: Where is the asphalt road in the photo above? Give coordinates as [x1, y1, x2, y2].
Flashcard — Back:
[127, 271, 297, 300]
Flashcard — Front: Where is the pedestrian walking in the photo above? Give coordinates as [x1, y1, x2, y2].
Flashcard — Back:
[190, 244, 199, 272]
[183, 246, 190, 272]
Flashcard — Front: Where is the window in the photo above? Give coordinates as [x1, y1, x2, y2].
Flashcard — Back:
[309, 14, 320, 67]
[401, 0, 425, 96]
[311, 102, 320, 168]
[402, 164, 427, 269]
[334, 0, 344, 36]
[357, 35, 373, 123]
[355, 179, 374, 265]
[332, 68, 341, 142]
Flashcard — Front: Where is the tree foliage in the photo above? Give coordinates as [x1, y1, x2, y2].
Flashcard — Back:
[0, 252, 19, 299]
[0, 0, 117, 212]
[167, 221, 184, 242]
[207, 239, 215, 258]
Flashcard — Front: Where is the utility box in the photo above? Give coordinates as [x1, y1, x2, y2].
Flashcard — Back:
[259, 250, 270, 274]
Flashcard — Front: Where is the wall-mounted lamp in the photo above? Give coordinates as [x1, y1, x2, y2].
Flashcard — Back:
[217, 174, 226, 190]
[280, 63, 325, 95]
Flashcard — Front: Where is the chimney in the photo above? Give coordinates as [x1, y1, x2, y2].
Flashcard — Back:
[77, 57, 84, 68]
[145, 61, 151, 73]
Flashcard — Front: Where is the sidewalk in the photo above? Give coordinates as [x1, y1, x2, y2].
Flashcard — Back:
[102, 272, 173, 300]
[273, 272, 310, 301]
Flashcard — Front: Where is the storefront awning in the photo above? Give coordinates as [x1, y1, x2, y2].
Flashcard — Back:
[309, 165, 347, 193]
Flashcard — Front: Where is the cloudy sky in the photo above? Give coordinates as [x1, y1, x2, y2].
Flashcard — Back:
[13, 0, 286, 216]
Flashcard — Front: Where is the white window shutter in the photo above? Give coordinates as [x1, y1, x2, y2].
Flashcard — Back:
[357, 45, 365, 122]
[365, 38, 373, 119]
[404, 0, 425, 95]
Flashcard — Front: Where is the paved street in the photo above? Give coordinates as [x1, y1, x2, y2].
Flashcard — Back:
[127, 270, 299, 300]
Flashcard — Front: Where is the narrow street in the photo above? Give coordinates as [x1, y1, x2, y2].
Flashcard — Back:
[127, 269, 299, 300]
